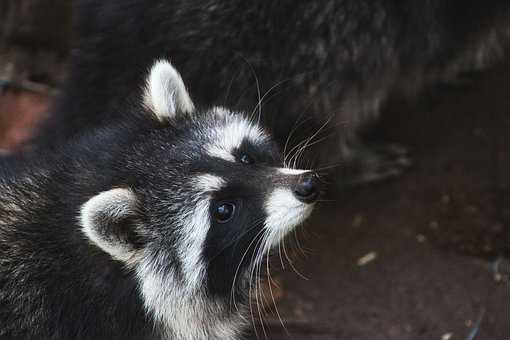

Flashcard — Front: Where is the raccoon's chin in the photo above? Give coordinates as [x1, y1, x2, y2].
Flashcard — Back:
[263, 188, 315, 248]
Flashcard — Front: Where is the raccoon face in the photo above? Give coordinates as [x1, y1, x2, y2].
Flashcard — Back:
[79, 60, 319, 321]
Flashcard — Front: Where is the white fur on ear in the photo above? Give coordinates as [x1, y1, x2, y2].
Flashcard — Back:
[143, 59, 195, 120]
[80, 188, 142, 264]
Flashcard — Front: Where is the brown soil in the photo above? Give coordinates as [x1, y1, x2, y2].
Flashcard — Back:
[248, 62, 510, 340]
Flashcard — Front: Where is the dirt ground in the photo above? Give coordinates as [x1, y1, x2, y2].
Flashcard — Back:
[1, 61, 510, 340]
[246, 62, 510, 340]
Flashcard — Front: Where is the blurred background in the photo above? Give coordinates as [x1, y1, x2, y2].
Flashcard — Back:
[1, 1, 510, 339]
[0, 0, 69, 150]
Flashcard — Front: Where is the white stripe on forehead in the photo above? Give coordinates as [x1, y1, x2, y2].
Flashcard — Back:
[278, 168, 309, 175]
[207, 116, 268, 162]
[194, 174, 225, 192]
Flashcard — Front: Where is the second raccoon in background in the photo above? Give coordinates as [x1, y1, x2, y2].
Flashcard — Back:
[34, 0, 510, 184]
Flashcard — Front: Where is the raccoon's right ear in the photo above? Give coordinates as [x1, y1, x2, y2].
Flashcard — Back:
[80, 188, 145, 264]
[143, 59, 195, 121]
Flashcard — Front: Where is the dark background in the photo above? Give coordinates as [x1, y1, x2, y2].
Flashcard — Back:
[1, 1, 509, 339]
[0, 0, 69, 149]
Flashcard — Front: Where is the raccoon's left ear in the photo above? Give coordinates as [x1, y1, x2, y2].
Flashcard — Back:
[143, 59, 195, 121]
[80, 188, 145, 264]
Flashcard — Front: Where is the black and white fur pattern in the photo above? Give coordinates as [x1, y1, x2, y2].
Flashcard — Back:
[32, 0, 510, 184]
[0, 60, 318, 339]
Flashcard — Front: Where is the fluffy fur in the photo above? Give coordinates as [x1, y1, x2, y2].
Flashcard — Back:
[0, 61, 318, 339]
[33, 0, 510, 177]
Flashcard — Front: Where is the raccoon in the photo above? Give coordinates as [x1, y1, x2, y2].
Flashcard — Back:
[0, 60, 320, 339]
[32, 0, 510, 185]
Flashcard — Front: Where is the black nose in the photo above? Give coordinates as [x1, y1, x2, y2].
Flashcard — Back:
[293, 173, 319, 203]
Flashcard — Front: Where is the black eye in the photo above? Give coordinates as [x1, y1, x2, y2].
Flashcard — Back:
[213, 203, 235, 223]
[240, 153, 254, 164]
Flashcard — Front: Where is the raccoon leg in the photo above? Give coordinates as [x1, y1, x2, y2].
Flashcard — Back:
[334, 87, 411, 188]
[337, 140, 412, 188]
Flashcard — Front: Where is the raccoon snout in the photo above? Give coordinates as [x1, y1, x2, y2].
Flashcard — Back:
[293, 172, 319, 203]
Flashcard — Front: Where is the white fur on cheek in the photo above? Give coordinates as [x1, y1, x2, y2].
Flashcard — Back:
[263, 188, 314, 248]
[136, 260, 244, 339]
[175, 174, 225, 288]
[135, 192, 245, 338]
[144, 59, 195, 120]
[177, 197, 211, 289]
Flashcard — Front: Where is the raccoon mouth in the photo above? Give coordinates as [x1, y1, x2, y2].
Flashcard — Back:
[237, 188, 314, 313]
[263, 188, 315, 249]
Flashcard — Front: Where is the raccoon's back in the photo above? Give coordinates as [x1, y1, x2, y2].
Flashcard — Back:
[34, 0, 510, 149]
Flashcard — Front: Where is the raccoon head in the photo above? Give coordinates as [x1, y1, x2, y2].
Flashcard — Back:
[80, 60, 320, 328]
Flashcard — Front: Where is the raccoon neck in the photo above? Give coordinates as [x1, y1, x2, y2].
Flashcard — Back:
[0, 176, 161, 338]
